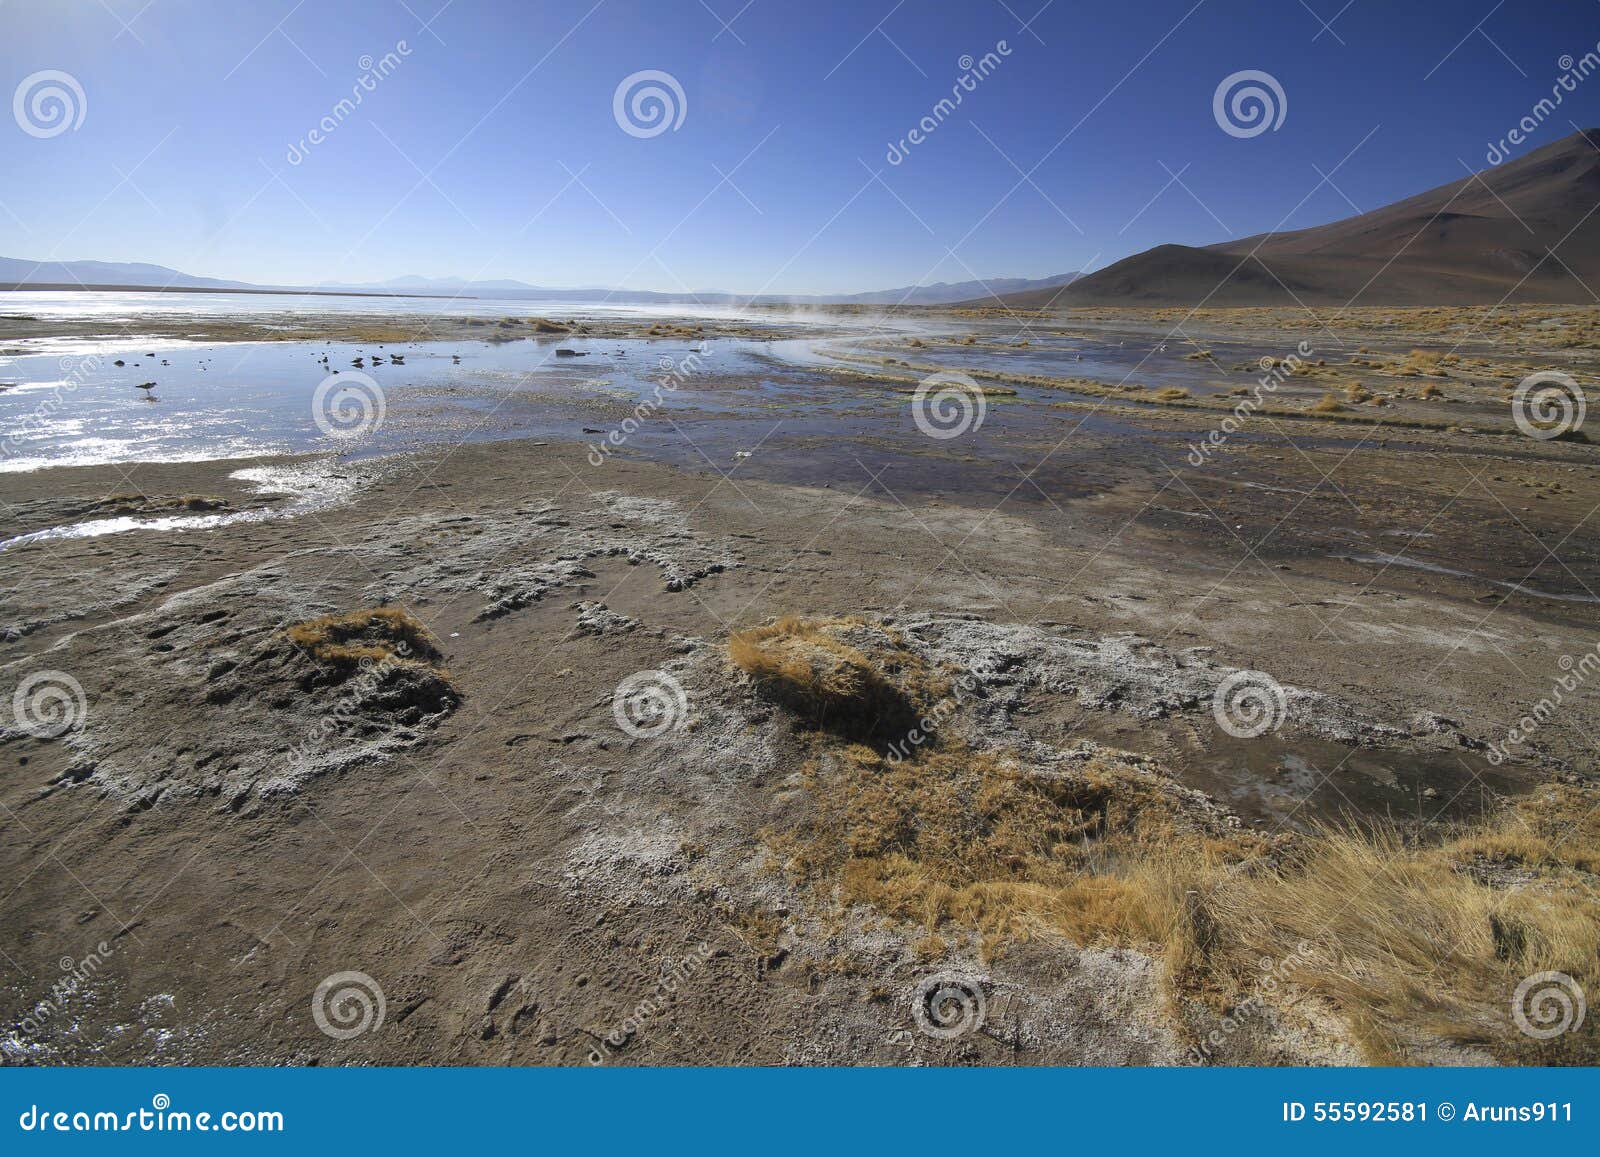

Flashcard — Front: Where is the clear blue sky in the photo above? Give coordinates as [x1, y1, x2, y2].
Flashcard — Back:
[4, 0, 1599, 293]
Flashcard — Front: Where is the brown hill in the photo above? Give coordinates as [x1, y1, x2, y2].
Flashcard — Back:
[992, 129, 1600, 309]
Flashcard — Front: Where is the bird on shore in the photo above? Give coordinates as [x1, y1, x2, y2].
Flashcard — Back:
[135, 381, 157, 400]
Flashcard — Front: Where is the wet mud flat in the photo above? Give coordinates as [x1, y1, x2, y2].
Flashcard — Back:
[3, 305, 1599, 1067]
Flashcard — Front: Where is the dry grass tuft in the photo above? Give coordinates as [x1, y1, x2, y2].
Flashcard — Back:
[1310, 391, 1344, 413]
[770, 742, 1265, 957]
[728, 616, 943, 745]
[748, 615, 1600, 1064]
[285, 606, 442, 670]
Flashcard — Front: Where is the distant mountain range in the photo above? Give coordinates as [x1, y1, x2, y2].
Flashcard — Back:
[0, 257, 1078, 307]
[0, 256, 255, 291]
[988, 128, 1600, 309]
[315, 272, 1081, 305]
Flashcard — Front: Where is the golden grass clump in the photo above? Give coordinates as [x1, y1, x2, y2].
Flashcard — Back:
[728, 616, 944, 744]
[1194, 800, 1600, 1063]
[775, 737, 1600, 1062]
[1310, 391, 1344, 413]
[770, 742, 1265, 955]
[285, 606, 442, 669]
[1152, 386, 1190, 402]
[746, 616, 1600, 1063]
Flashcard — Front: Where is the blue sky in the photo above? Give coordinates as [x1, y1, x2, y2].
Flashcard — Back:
[4, 0, 1600, 293]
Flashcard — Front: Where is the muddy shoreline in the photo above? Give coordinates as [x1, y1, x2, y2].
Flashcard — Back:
[3, 305, 1599, 1066]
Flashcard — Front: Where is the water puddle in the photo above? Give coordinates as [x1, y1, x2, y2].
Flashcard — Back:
[0, 461, 359, 551]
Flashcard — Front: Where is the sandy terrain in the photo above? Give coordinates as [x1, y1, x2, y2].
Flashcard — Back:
[2, 305, 1598, 1066]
